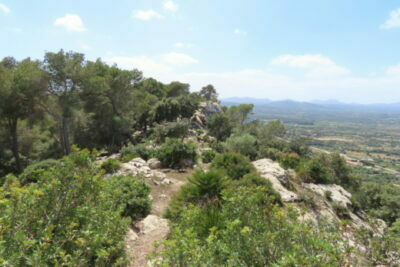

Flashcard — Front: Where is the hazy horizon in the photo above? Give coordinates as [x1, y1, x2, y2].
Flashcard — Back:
[3, 0, 400, 103]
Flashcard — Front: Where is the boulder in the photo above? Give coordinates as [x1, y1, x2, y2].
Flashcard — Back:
[253, 159, 299, 202]
[147, 158, 162, 169]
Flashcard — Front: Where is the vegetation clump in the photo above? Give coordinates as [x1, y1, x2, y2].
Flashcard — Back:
[156, 138, 197, 169]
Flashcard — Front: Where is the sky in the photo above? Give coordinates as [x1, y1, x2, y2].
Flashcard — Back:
[2, 0, 400, 103]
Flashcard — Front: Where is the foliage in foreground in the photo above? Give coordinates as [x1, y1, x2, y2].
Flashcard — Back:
[0, 149, 150, 266]
[156, 187, 347, 266]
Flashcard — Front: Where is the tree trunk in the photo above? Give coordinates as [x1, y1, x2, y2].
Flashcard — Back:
[62, 117, 70, 155]
[9, 119, 21, 173]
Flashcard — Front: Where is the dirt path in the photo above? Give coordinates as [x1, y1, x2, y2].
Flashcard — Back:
[126, 170, 191, 267]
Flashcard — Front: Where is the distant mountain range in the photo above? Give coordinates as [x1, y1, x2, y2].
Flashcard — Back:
[221, 97, 400, 114]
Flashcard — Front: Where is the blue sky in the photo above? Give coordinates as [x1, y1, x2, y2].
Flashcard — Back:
[2, 0, 400, 103]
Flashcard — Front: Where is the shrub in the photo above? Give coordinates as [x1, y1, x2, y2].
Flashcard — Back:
[223, 134, 258, 160]
[104, 175, 151, 220]
[101, 158, 121, 173]
[0, 149, 132, 265]
[201, 150, 216, 163]
[156, 138, 197, 169]
[258, 147, 283, 161]
[279, 153, 300, 169]
[211, 153, 254, 180]
[235, 172, 282, 205]
[156, 186, 347, 266]
[207, 113, 233, 141]
[296, 160, 331, 184]
[120, 143, 153, 162]
[165, 169, 228, 220]
[18, 159, 61, 184]
[332, 203, 351, 219]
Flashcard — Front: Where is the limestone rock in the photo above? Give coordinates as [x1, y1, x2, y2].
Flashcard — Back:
[138, 215, 169, 235]
[147, 158, 162, 169]
[253, 159, 299, 202]
[302, 183, 352, 207]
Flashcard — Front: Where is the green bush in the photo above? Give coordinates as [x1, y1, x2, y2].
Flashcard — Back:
[279, 153, 301, 169]
[120, 143, 153, 162]
[201, 150, 216, 163]
[258, 147, 283, 161]
[156, 138, 197, 169]
[299, 191, 318, 210]
[211, 153, 254, 180]
[101, 158, 121, 173]
[165, 169, 228, 220]
[0, 149, 133, 265]
[234, 172, 282, 205]
[296, 160, 331, 184]
[104, 175, 151, 220]
[223, 134, 258, 160]
[156, 186, 347, 266]
[207, 113, 233, 141]
[18, 159, 61, 184]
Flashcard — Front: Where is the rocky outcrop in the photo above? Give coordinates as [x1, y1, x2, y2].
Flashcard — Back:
[191, 101, 222, 128]
[302, 183, 352, 207]
[253, 159, 299, 202]
[117, 158, 171, 185]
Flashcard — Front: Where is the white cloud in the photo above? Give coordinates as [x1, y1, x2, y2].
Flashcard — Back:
[107, 56, 172, 76]
[162, 52, 198, 66]
[386, 64, 400, 76]
[234, 28, 247, 35]
[132, 9, 163, 20]
[271, 54, 350, 77]
[163, 1, 179, 12]
[54, 14, 86, 32]
[0, 3, 10, 14]
[381, 8, 400, 29]
[175, 42, 194, 48]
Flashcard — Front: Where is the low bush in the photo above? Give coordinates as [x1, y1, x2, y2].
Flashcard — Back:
[211, 153, 254, 180]
[0, 149, 133, 265]
[201, 150, 216, 163]
[296, 160, 331, 184]
[101, 158, 121, 173]
[223, 134, 258, 160]
[156, 186, 347, 266]
[165, 169, 228, 220]
[104, 175, 151, 220]
[18, 159, 61, 184]
[156, 138, 197, 169]
[258, 147, 283, 161]
[279, 153, 301, 169]
[120, 143, 153, 162]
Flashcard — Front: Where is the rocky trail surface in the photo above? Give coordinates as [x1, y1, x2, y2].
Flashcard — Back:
[116, 158, 189, 266]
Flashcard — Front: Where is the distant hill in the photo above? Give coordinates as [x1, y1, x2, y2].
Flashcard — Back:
[221, 98, 400, 114]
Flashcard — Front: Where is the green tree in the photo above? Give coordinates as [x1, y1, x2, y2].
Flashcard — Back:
[199, 84, 218, 101]
[167, 81, 190, 97]
[0, 58, 48, 172]
[43, 50, 85, 155]
[228, 104, 254, 125]
[79, 59, 143, 149]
